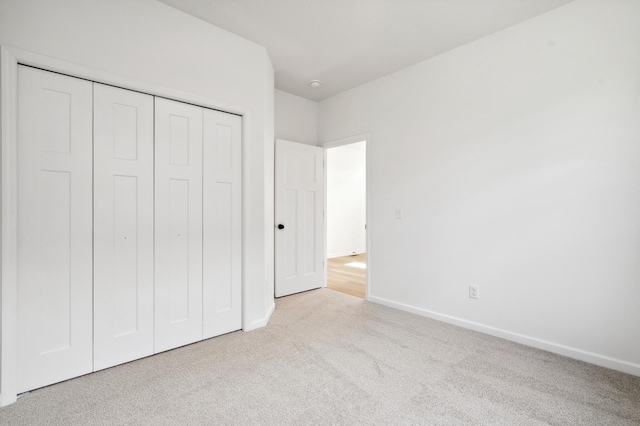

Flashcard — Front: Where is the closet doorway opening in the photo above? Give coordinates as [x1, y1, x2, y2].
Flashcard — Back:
[325, 139, 367, 299]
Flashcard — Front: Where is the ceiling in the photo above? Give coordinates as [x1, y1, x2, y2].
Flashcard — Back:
[158, 0, 574, 102]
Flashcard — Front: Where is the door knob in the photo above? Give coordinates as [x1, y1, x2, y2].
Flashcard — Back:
[277, 224, 285, 230]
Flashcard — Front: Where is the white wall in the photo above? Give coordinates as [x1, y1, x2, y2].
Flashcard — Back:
[275, 89, 318, 145]
[319, 0, 640, 375]
[327, 143, 366, 258]
[0, 0, 274, 330]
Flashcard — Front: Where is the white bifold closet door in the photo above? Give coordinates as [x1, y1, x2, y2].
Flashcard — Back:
[16, 66, 243, 394]
[93, 84, 155, 371]
[17, 66, 93, 393]
[154, 97, 204, 353]
[202, 109, 242, 338]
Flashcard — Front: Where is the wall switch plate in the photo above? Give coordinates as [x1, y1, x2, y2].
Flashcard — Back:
[395, 207, 403, 219]
[469, 285, 479, 299]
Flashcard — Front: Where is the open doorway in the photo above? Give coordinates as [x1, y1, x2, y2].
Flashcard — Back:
[325, 140, 367, 299]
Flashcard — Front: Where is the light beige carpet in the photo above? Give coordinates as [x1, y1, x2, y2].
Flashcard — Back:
[1, 288, 639, 425]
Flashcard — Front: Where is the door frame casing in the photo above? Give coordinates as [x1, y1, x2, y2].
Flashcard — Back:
[322, 134, 370, 301]
[0, 45, 248, 406]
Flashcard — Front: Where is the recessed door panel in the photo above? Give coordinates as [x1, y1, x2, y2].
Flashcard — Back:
[112, 103, 139, 160]
[169, 115, 190, 165]
[169, 178, 191, 323]
[38, 170, 72, 353]
[285, 189, 298, 278]
[203, 110, 242, 339]
[211, 182, 232, 311]
[155, 97, 203, 352]
[112, 175, 139, 336]
[17, 66, 93, 393]
[304, 190, 318, 275]
[93, 83, 154, 371]
[39, 89, 72, 154]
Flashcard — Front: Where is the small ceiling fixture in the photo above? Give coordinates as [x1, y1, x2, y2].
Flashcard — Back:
[309, 80, 322, 89]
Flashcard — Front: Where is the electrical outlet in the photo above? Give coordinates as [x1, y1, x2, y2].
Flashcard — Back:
[469, 285, 479, 299]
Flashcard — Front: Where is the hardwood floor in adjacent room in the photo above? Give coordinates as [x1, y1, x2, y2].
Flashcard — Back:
[327, 253, 366, 299]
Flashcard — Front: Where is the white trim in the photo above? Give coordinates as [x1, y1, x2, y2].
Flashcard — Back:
[0, 45, 19, 408]
[8, 47, 246, 116]
[364, 137, 371, 302]
[323, 148, 328, 287]
[0, 45, 249, 406]
[244, 302, 275, 332]
[322, 133, 369, 149]
[327, 250, 366, 259]
[240, 112, 251, 334]
[369, 295, 640, 377]
[322, 134, 370, 300]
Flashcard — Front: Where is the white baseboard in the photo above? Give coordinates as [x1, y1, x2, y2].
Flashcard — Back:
[368, 295, 640, 377]
[0, 392, 16, 407]
[327, 250, 366, 259]
[243, 302, 276, 332]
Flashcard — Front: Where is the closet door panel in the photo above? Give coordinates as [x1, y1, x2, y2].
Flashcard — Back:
[93, 84, 154, 371]
[155, 98, 203, 353]
[17, 66, 93, 393]
[203, 110, 242, 338]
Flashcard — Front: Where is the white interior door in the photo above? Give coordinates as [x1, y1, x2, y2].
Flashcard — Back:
[202, 109, 242, 338]
[275, 140, 325, 297]
[93, 83, 155, 370]
[16, 66, 93, 392]
[154, 97, 203, 353]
